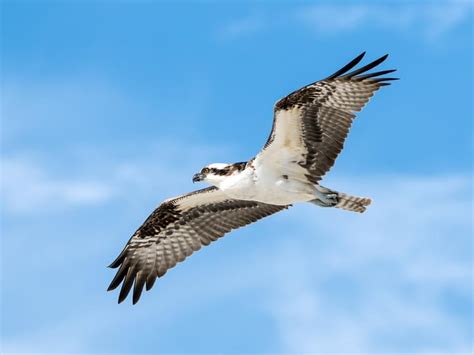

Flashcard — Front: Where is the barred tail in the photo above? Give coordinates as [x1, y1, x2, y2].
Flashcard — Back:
[335, 193, 372, 213]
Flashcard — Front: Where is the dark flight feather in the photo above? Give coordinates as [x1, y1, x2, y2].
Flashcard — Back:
[261, 52, 398, 183]
[108, 188, 288, 304]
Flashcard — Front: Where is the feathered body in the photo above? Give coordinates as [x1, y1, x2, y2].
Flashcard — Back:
[211, 160, 315, 205]
[108, 52, 397, 304]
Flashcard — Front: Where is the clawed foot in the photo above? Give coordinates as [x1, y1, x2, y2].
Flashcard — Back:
[310, 192, 339, 207]
[313, 185, 340, 207]
[321, 193, 339, 206]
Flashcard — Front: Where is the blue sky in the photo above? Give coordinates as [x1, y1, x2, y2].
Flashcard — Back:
[1, 1, 472, 353]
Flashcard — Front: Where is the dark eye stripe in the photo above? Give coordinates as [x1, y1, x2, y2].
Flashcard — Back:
[203, 163, 248, 176]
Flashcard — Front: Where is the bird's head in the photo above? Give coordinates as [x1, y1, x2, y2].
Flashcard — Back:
[193, 162, 246, 187]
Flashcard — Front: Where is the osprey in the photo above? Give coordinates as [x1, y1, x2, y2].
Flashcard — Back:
[108, 52, 397, 304]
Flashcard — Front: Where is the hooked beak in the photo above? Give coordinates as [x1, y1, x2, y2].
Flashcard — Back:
[192, 173, 205, 183]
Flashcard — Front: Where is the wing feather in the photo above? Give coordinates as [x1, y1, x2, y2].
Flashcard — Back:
[108, 187, 288, 304]
[256, 52, 397, 183]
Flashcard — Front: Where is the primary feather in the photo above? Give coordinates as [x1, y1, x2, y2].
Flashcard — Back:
[108, 187, 287, 304]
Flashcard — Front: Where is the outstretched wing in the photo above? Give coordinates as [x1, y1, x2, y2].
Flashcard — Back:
[108, 187, 288, 304]
[255, 52, 397, 183]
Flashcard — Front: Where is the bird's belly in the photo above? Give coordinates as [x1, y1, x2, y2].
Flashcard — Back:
[251, 177, 315, 205]
[221, 171, 314, 206]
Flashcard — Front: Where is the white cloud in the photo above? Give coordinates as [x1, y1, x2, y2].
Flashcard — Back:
[298, 4, 373, 34]
[422, 1, 473, 39]
[297, 1, 472, 40]
[0, 143, 221, 214]
[0, 75, 226, 215]
[1, 157, 114, 213]
[218, 1, 472, 41]
[1, 172, 471, 353]
[264, 174, 472, 353]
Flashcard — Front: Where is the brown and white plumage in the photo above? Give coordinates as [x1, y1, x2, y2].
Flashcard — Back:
[255, 52, 397, 184]
[108, 187, 287, 304]
[108, 52, 397, 304]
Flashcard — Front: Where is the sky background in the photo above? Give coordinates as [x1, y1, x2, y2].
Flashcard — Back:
[1, 0, 473, 353]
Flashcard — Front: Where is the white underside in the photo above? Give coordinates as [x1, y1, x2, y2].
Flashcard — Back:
[215, 158, 316, 206]
[204, 109, 319, 205]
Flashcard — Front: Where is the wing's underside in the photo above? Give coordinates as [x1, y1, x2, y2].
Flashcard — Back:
[108, 187, 288, 304]
[256, 52, 397, 183]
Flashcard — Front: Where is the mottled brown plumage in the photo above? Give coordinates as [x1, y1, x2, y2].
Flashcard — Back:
[262, 52, 397, 183]
[108, 187, 287, 304]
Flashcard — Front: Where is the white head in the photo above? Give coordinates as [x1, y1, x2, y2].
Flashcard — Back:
[193, 162, 246, 187]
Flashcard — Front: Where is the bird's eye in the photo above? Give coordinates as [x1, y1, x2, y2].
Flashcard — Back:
[202, 168, 209, 174]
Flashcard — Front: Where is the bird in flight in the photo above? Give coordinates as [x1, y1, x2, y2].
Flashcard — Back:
[108, 52, 397, 304]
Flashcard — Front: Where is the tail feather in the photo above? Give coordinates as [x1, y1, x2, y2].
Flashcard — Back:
[335, 193, 372, 213]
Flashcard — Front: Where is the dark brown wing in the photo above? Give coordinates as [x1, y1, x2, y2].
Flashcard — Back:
[107, 187, 288, 304]
[256, 52, 397, 183]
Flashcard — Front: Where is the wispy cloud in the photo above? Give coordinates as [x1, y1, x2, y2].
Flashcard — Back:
[297, 1, 473, 40]
[266, 174, 472, 353]
[218, 1, 472, 42]
[1, 75, 224, 214]
[1, 157, 113, 213]
[0, 142, 222, 214]
[3, 172, 470, 353]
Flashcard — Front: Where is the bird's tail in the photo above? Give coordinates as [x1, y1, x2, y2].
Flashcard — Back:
[335, 193, 372, 213]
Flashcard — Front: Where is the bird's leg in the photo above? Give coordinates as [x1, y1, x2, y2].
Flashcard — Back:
[312, 185, 339, 207]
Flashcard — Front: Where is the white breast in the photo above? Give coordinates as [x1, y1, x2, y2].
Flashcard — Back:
[219, 165, 315, 206]
[219, 168, 257, 200]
